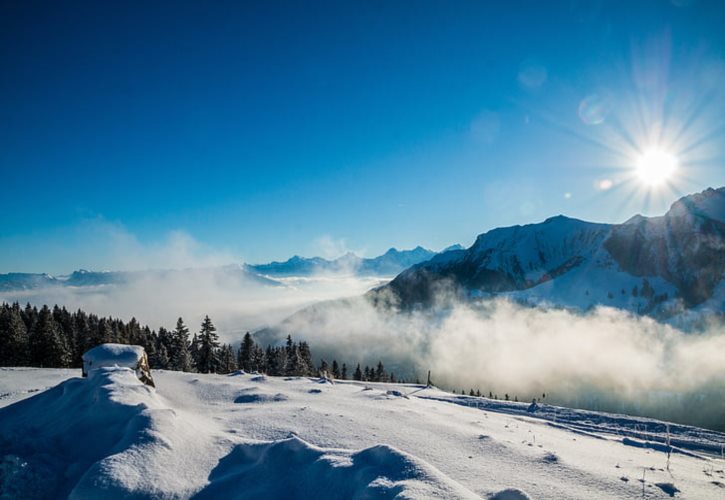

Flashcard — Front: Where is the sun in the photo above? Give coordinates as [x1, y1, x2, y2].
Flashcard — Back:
[635, 149, 678, 186]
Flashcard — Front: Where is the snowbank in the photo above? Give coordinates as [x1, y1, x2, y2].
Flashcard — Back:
[2, 368, 724, 498]
[0, 367, 208, 498]
[195, 436, 477, 499]
[0, 369, 480, 499]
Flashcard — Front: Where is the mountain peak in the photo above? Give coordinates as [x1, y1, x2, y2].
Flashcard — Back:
[667, 186, 725, 222]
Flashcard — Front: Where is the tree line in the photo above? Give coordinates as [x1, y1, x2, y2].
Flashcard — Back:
[0, 302, 398, 381]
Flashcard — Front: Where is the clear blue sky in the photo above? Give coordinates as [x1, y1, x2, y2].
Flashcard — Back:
[1, 0, 724, 273]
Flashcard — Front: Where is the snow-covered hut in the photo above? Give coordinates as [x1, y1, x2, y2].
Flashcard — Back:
[82, 343, 155, 387]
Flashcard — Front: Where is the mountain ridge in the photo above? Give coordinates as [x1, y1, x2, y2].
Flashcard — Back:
[373, 187, 725, 323]
[247, 246, 438, 277]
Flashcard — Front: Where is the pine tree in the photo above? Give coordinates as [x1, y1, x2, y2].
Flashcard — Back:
[197, 315, 220, 373]
[218, 344, 238, 374]
[154, 327, 173, 368]
[285, 343, 305, 376]
[298, 342, 314, 376]
[341, 363, 348, 380]
[155, 343, 170, 369]
[170, 317, 193, 372]
[239, 332, 255, 372]
[72, 310, 91, 365]
[319, 359, 329, 377]
[375, 361, 386, 382]
[353, 363, 362, 381]
[0, 303, 29, 366]
[190, 333, 201, 369]
[30, 305, 71, 367]
[332, 360, 340, 379]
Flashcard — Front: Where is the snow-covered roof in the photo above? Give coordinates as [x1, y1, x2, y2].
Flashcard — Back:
[82, 343, 146, 369]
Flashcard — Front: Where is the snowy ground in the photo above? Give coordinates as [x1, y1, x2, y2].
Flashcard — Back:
[1, 368, 724, 499]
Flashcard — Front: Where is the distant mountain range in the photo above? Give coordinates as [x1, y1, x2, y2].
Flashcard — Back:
[371, 187, 724, 323]
[4, 187, 723, 327]
[0, 265, 280, 292]
[0, 246, 457, 292]
[248, 246, 440, 277]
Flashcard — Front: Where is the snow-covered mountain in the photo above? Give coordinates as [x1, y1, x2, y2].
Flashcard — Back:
[0, 247, 442, 293]
[0, 265, 282, 292]
[249, 246, 438, 277]
[2, 367, 723, 499]
[0, 273, 60, 291]
[376, 187, 725, 321]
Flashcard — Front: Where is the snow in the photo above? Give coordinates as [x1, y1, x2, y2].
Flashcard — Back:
[1, 368, 724, 499]
[82, 343, 146, 375]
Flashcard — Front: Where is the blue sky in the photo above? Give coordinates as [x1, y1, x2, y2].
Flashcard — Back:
[1, 0, 724, 273]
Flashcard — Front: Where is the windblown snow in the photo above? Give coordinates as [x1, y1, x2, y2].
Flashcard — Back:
[1, 368, 724, 499]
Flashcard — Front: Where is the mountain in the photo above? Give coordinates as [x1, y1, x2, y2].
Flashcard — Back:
[0, 273, 60, 291]
[248, 246, 437, 277]
[0, 265, 282, 292]
[374, 187, 725, 321]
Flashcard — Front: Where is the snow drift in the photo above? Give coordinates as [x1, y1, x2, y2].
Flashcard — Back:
[0, 368, 477, 499]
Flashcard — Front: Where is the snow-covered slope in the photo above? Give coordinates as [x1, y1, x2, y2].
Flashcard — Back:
[378, 187, 724, 322]
[1, 368, 724, 499]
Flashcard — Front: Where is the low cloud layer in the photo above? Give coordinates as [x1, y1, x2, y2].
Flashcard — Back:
[2, 266, 724, 430]
[280, 296, 725, 430]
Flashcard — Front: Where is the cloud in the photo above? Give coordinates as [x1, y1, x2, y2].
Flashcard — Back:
[76, 218, 238, 272]
[275, 295, 725, 430]
[313, 235, 363, 260]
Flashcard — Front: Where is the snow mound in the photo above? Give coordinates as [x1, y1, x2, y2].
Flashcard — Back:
[0, 367, 210, 498]
[195, 436, 478, 499]
[489, 488, 532, 500]
[82, 343, 146, 371]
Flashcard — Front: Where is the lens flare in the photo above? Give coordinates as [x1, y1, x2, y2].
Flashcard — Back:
[635, 150, 678, 186]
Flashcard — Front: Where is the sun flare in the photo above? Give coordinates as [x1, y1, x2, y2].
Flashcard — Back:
[635, 149, 678, 186]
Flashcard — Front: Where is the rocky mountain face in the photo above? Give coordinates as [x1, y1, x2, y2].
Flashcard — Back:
[375, 187, 724, 319]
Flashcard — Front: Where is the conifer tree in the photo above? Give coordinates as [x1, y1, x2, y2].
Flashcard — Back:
[298, 341, 314, 375]
[154, 327, 173, 369]
[190, 333, 201, 369]
[0, 303, 29, 366]
[30, 305, 71, 367]
[218, 344, 238, 374]
[332, 360, 340, 379]
[155, 343, 170, 369]
[170, 317, 193, 372]
[285, 343, 305, 376]
[341, 363, 348, 380]
[254, 345, 266, 372]
[197, 315, 220, 373]
[353, 363, 362, 381]
[239, 332, 256, 372]
[318, 359, 329, 377]
[375, 361, 386, 382]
